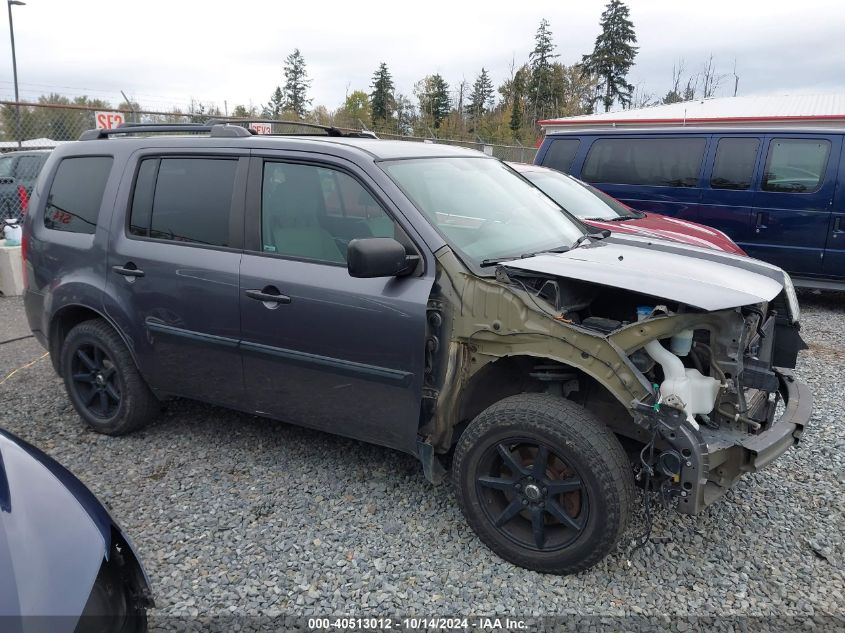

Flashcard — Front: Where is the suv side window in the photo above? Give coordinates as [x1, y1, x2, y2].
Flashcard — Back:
[44, 156, 113, 234]
[261, 162, 398, 263]
[710, 138, 760, 190]
[0, 155, 12, 177]
[542, 139, 580, 173]
[15, 155, 45, 180]
[129, 157, 238, 247]
[762, 139, 831, 193]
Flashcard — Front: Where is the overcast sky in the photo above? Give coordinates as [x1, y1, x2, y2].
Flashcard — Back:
[1, 0, 843, 114]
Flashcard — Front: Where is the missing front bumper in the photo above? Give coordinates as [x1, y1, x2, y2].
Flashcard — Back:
[680, 367, 811, 514]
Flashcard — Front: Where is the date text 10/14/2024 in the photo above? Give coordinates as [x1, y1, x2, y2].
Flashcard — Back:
[308, 617, 529, 631]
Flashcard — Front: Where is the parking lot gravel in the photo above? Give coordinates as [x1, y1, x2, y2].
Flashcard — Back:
[0, 292, 843, 630]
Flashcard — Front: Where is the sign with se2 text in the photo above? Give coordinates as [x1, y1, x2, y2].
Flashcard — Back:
[95, 111, 126, 129]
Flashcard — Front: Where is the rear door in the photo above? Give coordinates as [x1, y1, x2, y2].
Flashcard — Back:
[749, 134, 839, 275]
[239, 152, 432, 453]
[104, 150, 248, 406]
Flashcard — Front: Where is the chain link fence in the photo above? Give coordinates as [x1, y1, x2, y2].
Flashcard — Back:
[0, 100, 537, 220]
[0, 100, 537, 159]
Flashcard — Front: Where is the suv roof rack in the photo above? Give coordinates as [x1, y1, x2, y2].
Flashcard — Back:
[78, 122, 251, 141]
[205, 118, 379, 139]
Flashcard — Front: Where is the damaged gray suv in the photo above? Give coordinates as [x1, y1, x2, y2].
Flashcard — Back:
[22, 121, 811, 574]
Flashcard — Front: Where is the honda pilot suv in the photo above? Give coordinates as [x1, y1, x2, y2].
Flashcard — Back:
[22, 121, 811, 574]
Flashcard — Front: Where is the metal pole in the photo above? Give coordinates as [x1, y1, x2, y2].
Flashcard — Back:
[120, 90, 136, 123]
[7, 0, 22, 148]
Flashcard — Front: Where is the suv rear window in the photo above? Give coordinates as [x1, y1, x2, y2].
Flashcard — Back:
[44, 156, 113, 234]
[582, 137, 706, 187]
[129, 157, 238, 247]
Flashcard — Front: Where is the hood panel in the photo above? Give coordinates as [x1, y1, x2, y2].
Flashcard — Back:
[585, 213, 744, 254]
[0, 433, 104, 622]
[502, 237, 784, 311]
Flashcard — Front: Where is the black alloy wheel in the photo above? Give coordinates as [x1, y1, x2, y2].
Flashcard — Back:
[452, 393, 634, 574]
[60, 319, 159, 435]
[476, 439, 588, 551]
[70, 343, 122, 419]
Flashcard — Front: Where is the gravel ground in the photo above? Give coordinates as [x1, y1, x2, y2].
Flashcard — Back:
[0, 292, 843, 630]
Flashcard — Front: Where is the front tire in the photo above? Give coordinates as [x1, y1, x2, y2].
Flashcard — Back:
[452, 393, 634, 574]
[60, 319, 158, 435]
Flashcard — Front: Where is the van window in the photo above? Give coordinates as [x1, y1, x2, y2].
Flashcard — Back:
[582, 137, 706, 187]
[762, 139, 830, 193]
[44, 156, 113, 234]
[542, 139, 580, 173]
[129, 158, 237, 247]
[711, 138, 759, 190]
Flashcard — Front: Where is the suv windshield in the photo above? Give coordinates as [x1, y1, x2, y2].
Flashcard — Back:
[520, 169, 640, 221]
[381, 157, 584, 265]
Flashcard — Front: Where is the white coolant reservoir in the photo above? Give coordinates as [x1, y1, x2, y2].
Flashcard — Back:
[670, 329, 694, 356]
[644, 339, 720, 429]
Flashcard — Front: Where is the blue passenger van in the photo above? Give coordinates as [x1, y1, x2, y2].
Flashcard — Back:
[535, 127, 845, 288]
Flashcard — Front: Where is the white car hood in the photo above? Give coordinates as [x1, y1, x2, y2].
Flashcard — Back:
[499, 236, 785, 311]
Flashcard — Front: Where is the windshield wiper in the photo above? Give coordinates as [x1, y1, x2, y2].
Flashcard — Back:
[480, 245, 571, 268]
[480, 231, 611, 268]
[571, 229, 611, 248]
[584, 214, 639, 222]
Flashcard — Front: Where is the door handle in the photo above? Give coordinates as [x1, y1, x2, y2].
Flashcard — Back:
[755, 212, 768, 233]
[245, 288, 291, 305]
[833, 217, 844, 237]
[112, 264, 145, 278]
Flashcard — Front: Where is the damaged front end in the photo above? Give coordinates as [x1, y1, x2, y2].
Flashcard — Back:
[610, 302, 810, 514]
[421, 240, 811, 515]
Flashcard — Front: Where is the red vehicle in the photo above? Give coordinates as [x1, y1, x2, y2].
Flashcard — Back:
[510, 163, 746, 255]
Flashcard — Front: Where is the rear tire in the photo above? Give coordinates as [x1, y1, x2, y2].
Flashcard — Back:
[452, 393, 634, 574]
[60, 319, 158, 435]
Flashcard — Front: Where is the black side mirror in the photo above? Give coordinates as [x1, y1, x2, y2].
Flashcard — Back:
[347, 238, 413, 278]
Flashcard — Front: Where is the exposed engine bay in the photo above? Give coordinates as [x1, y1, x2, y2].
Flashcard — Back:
[420, 243, 810, 516]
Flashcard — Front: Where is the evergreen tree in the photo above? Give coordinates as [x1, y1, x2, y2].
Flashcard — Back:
[264, 86, 284, 118]
[281, 49, 312, 118]
[508, 66, 528, 136]
[528, 19, 560, 124]
[417, 74, 450, 129]
[394, 93, 415, 135]
[465, 68, 495, 124]
[580, 0, 638, 112]
[370, 62, 395, 126]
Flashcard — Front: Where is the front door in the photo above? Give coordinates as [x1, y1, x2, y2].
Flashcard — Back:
[105, 152, 248, 406]
[239, 155, 432, 453]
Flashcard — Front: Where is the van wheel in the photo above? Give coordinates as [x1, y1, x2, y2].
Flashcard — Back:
[61, 319, 158, 435]
[452, 393, 634, 574]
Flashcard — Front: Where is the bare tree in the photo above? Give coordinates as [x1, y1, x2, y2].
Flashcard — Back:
[662, 59, 686, 104]
[731, 58, 740, 97]
[701, 54, 726, 99]
[630, 84, 658, 109]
